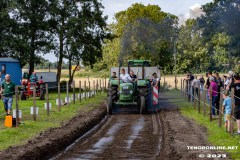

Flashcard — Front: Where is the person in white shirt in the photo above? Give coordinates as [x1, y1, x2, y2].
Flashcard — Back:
[120, 68, 132, 83]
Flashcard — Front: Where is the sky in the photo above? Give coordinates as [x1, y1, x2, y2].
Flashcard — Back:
[45, 0, 213, 62]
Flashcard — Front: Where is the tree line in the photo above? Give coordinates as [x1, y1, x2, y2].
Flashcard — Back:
[0, 0, 109, 83]
[94, 1, 240, 74]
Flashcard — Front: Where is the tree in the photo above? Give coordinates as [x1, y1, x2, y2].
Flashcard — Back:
[0, 1, 13, 57]
[9, 0, 52, 74]
[197, 0, 240, 70]
[49, 0, 108, 83]
[177, 19, 210, 73]
[94, 3, 178, 74]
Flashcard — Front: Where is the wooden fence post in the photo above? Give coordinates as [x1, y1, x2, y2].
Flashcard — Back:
[198, 83, 200, 113]
[181, 79, 183, 97]
[66, 81, 69, 107]
[46, 83, 50, 116]
[210, 86, 212, 122]
[93, 80, 95, 97]
[15, 86, 19, 127]
[84, 80, 86, 100]
[89, 80, 91, 98]
[73, 81, 75, 104]
[194, 84, 196, 109]
[203, 87, 206, 117]
[100, 79, 102, 92]
[163, 77, 166, 92]
[183, 80, 186, 100]
[105, 77, 107, 91]
[33, 85, 36, 121]
[79, 81, 81, 102]
[218, 87, 223, 128]
[58, 82, 61, 112]
[187, 81, 190, 102]
[230, 88, 235, 135]
[96, 79, 98, 94]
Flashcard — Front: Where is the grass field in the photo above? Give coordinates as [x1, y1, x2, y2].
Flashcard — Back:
[166, 89, 240, 160]
[0, 92, 106, 150]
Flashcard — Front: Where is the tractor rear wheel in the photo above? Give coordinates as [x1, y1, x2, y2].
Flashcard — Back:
[107, 97, 113, 115]
[140, 96, 146, 114]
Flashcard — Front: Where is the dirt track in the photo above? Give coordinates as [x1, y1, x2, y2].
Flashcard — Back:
[53, 94, 230, 160]
[0, 93, 231, 160]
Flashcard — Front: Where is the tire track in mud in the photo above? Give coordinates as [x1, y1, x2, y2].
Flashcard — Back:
[55, 112, 163, 160]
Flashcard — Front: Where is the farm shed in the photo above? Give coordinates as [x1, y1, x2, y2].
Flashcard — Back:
[0, 57, 22, 85]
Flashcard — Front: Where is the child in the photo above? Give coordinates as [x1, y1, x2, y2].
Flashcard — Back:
[222, 90, 231, 132]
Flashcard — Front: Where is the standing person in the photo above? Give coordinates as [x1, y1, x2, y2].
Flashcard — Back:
[214, 72, 223, 115]
[186, 72, 194, 101]
[199, 75, 205, 95]
[230, 73, 240, 134]
[208, 76, 218, 117]
[1, 74, 15, 115]
[192, 76, 200, 101]
[226, 71, 234, 90]
[222, 75, 227, 89]
[206, 71, 214, 89]
[222, 90, 231, 132]
[152, 73, 160, 93]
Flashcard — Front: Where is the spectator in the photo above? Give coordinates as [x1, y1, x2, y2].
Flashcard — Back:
[1, 74, 15, 115]
[214, 72, 223, 115]
[230, 73, 240, 134]
[110, 72, 117, 79]
[152, 73, 160, 93]
[226, 71, 234, 90]
[208, 76, 218, 117]
[199, 75, 205, 94]
[222, 90, 231, 132]
[129, 70, 137, 82]
[192, 76, 200, 101]
[119, 68, 132, 83]
[30, 72, 38, 83]
[206, 71, 214, 89]
[185, 72, 194, 101]
[222, 75, 227, 89]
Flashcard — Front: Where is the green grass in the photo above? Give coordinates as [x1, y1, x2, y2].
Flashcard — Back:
[0, 92, 106, 150]
[165, 89, 240, 160]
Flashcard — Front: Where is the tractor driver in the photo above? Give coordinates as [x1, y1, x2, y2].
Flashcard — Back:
[130, 70, 137, 82]
[30, 72, 38, 83]
[120, 68, 132, 83]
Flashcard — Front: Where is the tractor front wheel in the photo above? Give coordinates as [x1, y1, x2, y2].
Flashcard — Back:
[107, 97, 113, 115]
[140, 96, 146, 114]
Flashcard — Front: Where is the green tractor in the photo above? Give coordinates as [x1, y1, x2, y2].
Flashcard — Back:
[107, 60, 161, 114]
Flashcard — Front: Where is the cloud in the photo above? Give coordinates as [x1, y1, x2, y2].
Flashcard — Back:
[178, 3, 204, 25]
[188, 4, 204, 18]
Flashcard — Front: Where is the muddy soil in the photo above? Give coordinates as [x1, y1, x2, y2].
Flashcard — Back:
[0, 105, 107, 160]
[54, 94, 230, 160]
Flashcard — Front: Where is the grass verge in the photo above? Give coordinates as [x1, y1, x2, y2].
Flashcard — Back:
[165, 89, 240, 160]
[0, 92, 106, 150]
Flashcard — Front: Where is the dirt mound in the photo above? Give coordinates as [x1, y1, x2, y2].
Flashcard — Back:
[0, 105, 107, 160]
